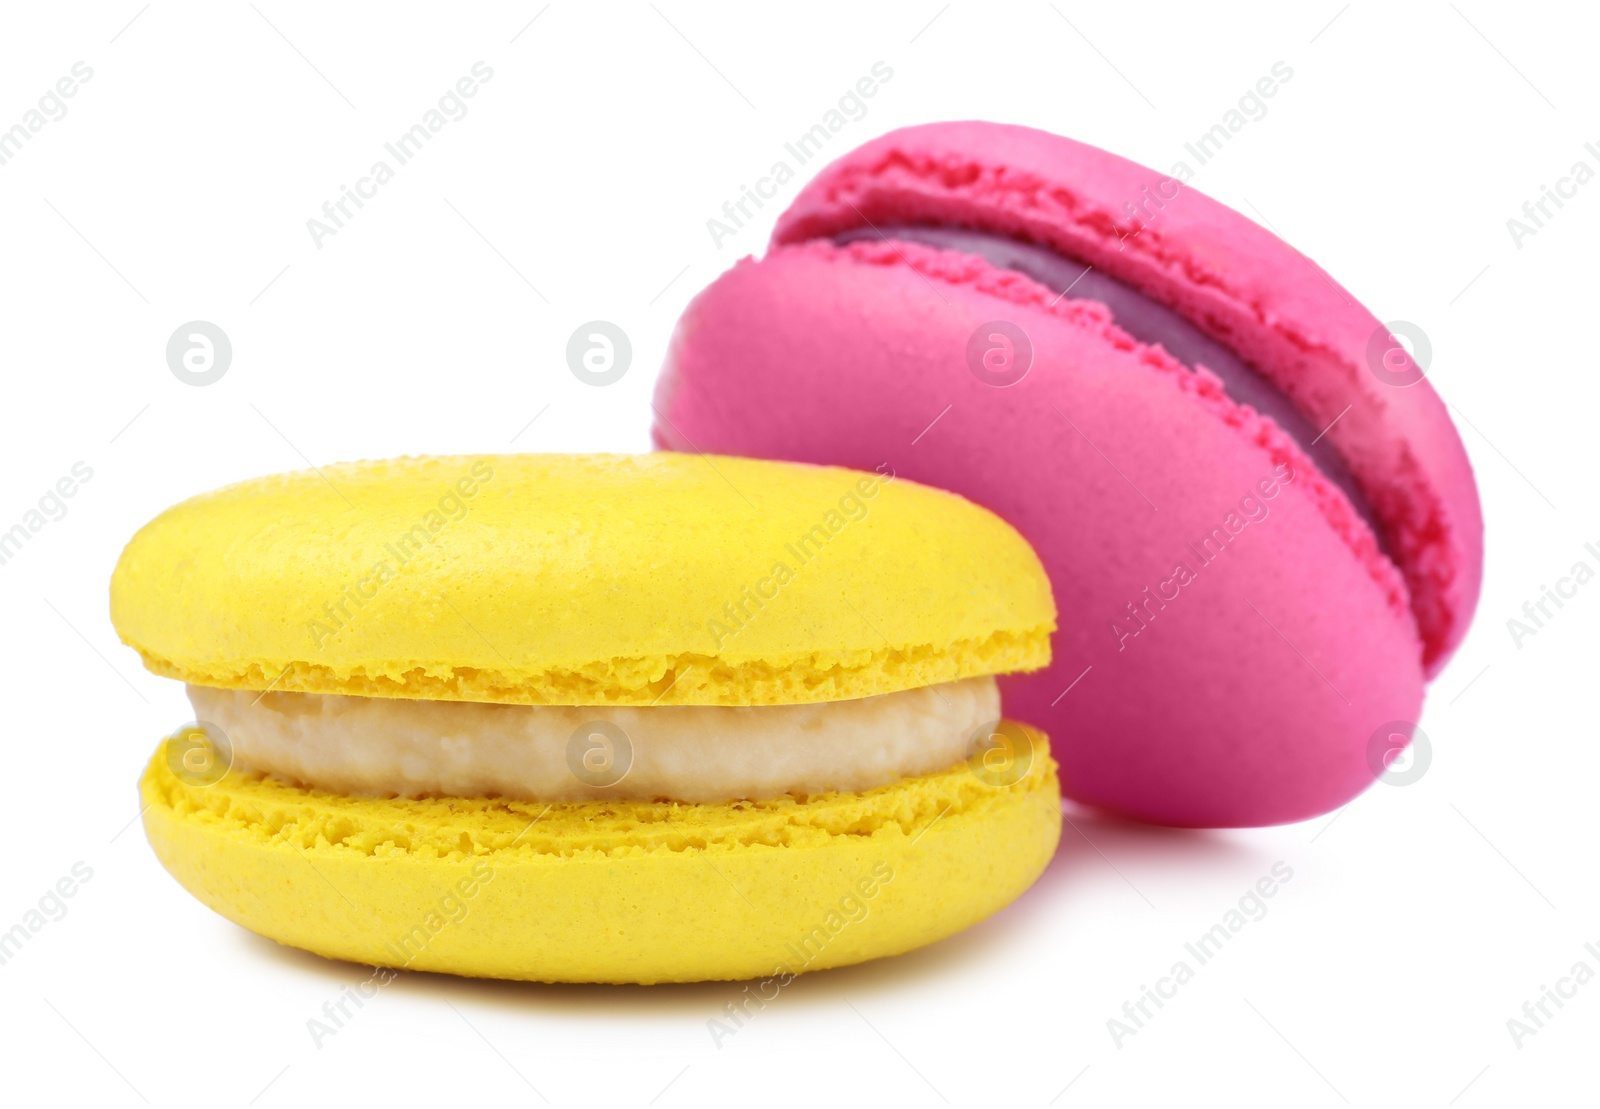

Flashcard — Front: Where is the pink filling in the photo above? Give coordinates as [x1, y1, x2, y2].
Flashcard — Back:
[834, 224, 1384, 547]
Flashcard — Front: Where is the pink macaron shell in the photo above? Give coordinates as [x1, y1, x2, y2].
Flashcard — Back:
[655, 239, 1424, 826]
[771, 121, 1482, 678]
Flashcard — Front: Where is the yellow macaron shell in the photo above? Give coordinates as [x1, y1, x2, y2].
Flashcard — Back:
[141, 730, 1061, 983]
[111, 453, 1055, 705]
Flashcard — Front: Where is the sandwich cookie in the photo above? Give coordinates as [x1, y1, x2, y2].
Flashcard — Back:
[112, 453, 1060, 983]
[653, 121, 1484, 827]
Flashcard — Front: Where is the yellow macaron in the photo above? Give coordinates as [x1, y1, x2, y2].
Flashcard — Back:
[114, 453, 1061, 983]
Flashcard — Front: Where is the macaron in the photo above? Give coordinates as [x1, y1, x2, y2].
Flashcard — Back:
[111, 453, 1060, 984]
[653, 121, 1484, 827]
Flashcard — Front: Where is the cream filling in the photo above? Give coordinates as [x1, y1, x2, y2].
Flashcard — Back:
[186, 677, 998, 803]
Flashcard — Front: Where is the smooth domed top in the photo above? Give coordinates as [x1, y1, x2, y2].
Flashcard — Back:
[111, 453, 1055, 705]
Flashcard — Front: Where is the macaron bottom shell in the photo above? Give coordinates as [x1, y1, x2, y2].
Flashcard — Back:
[140, 732, 1061, 984]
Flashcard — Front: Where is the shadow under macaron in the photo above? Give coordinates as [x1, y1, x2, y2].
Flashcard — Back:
[231, 802, 1259, 1018]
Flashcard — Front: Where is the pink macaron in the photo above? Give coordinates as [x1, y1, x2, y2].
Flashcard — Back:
[653, 121, 1483, 828]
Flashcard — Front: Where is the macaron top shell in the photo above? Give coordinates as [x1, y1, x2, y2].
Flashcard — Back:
[110, 453, 1054, 705]
[772, 121, 1482, 675]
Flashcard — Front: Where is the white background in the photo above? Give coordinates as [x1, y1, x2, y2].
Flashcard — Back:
[0, 2, 1593, 1106]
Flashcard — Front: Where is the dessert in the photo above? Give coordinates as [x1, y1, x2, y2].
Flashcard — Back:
[112, 453, 1060, 982]
[654, 122, 1484, 826]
